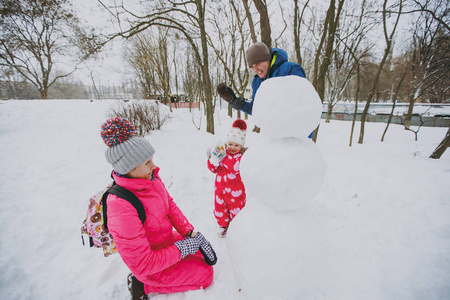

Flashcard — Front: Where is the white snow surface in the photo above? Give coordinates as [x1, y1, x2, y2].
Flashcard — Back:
[0, 98, 449, 300]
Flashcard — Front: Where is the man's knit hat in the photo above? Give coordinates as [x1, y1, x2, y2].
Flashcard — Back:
[246, 42, 271, 67]
[101, 117, 155, 174]
[227, 119, 247, 146]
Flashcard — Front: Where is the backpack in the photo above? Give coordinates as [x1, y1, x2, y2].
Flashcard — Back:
[81, 181, 146, 257]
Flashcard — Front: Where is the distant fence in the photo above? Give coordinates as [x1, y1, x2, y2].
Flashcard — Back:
[167, 102, 199, 109]
[322, 103, 450, 127]
[323, 112, 450, 127]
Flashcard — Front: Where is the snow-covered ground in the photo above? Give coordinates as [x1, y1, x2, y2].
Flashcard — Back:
[0, 99, 449, 299]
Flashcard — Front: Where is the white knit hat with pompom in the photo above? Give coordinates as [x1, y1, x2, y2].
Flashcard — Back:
[226, 119, 247, 146]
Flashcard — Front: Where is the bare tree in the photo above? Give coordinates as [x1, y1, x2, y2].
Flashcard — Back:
[253, 0, 272, 47]
[338, 1, 376, 146]
[209, 0, 251, 119]
[1, 66, 40, 99]
[310, 0, 345, 142]
[348, 50, 361, 147]
[98, 0, 216, 134]
[242, 0, 257, 43]
[430, 128, 450, 159]
[403, 1, 449, 128]
[358, 0, 403, 144]
[183, 48, 204, 112]
[125, 33, 157, 100]
[403, 0, 450, 32]
[325, 55, 355, 123]
[0, 0, 91, 99]
[312, 0, 345, 100]
[126, 29, 172, 106]
[293, 0, 311, 65]
[327, 0, 377, 129]
[381, 57, 408, 141]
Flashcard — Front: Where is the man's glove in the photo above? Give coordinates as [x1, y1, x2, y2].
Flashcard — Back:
[217, 83, 236, 103]
[209, 144, 226, 166]
[217, 83, 246, 110]
[230, 97, 245, 110]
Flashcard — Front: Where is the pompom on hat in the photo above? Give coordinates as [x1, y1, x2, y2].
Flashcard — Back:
[246, 42, 271, 67]
[101, 117, 155, 174]
[227, 119, 247, 146]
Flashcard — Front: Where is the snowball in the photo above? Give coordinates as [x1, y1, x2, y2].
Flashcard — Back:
[241, 136, 326, 211]
[252, 76, 322, 139]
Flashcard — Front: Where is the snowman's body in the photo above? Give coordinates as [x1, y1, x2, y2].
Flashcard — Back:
[227, 76, 329, 299]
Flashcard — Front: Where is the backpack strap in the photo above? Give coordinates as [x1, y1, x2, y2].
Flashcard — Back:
[102, 183, 147, 231]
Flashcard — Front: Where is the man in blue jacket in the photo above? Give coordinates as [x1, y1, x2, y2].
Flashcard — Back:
[217, 42, 306, 116]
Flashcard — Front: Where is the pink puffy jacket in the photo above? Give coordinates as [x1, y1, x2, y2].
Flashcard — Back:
[107, 168, 213, 294]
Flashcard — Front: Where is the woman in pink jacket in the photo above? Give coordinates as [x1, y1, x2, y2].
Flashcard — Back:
[101, 117, 216, 300]
[207, 119, 247, 238]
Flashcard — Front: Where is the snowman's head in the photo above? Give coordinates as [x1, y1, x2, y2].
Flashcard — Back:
[252, 76, 322, 140]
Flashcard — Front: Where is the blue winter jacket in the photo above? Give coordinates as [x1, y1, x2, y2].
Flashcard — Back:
[239, 47, 306, 116]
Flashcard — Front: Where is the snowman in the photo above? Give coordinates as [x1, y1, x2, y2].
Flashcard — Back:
[226, 76, 329, 299]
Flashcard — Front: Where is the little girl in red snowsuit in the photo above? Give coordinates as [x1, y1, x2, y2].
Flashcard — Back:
[207, 119, 247, 237]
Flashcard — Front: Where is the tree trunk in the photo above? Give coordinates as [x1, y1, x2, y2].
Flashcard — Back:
[312, 0, 344, 143]
[430, 128, 450, 159]
[359, 44, 389, 143]
[253, 0, 271, 47]
[243, 0, 257, 43]
[90, 72, 100, 100]
[404, 94, 415, 128]
[381, 66, 407, 141]
[40, 89, 48, 100]
[359, 0, 402, 144]
[293, 0, 309, 65]
[326, 103, 333, 123]
[197, 0, 215, 134]
[316, 0, 336, 102]
[294, 0, 301, 64]
[349, 61, 360, 147]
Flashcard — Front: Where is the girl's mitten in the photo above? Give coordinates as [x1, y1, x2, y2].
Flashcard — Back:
[174, 236, 201, 259]
[199, 240, 217, 265]
[210, 145, 226, 166]
[191, 232, 217, 265]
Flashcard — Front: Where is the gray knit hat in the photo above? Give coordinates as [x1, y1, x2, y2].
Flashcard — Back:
[246, 42, 271, 67]
[101, 118, 156, 174]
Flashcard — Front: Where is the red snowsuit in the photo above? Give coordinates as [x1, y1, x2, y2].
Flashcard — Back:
[207, 150, 246, 227]
[106, 168, 213, 294]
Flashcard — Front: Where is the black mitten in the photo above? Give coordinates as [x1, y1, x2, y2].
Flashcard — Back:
[230, 97, 245, 110]
[197, 233, 217, 265]
[217, 83, 237, 103]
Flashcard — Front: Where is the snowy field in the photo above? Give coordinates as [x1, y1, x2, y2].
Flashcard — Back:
[0, 99, 449, 300]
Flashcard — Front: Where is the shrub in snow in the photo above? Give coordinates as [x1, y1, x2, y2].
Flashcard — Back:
[107, 100, 170, 136]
